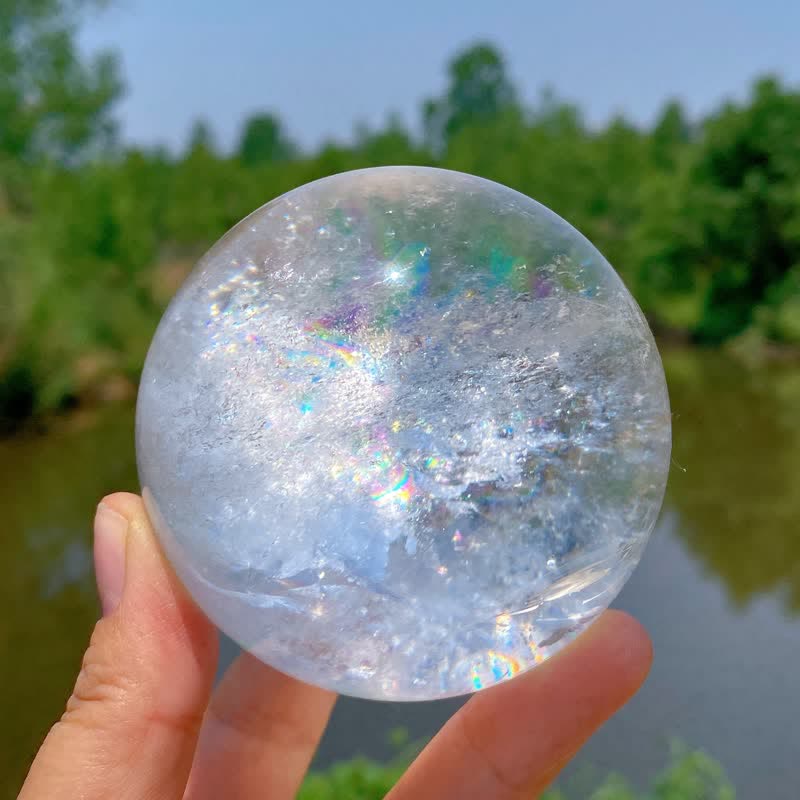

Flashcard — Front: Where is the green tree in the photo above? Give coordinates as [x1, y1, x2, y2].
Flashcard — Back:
[650, 100, 691, 171]
[0, 0, 122, 163]
[692, 77, 800, 341]
[236, 112, 296, 166]
[423, 42, 519, 153]
[166, 120, 251, 245]
[352, 113, 429, 167]
[573, 115, 649, 284]
[185, 118, 217, 157]
[635, 76, 800, 342]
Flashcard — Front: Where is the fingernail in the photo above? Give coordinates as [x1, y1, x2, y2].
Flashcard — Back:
[94, 503, 129, 616]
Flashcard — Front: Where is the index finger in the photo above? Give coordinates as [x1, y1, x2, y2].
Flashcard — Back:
[387, 610, 652, 800]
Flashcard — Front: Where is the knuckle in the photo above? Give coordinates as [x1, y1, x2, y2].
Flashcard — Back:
[57, 614, 207, 744]
[209, 700, 319, 754]
[61, 621, 138, 728]
[145, 704, 206, 739]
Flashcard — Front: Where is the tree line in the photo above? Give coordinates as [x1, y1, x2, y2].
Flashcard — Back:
[1, 1, 799, 430]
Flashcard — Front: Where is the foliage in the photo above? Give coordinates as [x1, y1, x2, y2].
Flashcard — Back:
[423, 42, 519, 153]
[0, 7, 799, 429]
[295, 745, 735, 799]
[236, 112, 296, 166]
[634, 77, 800, 343]
[0, 0, 121, 163]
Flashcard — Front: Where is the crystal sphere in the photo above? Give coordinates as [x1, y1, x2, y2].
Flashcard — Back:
[136, 166, 670, 700]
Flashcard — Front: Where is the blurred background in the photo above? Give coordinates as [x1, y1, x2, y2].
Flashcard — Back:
[2, 1, 799, 797]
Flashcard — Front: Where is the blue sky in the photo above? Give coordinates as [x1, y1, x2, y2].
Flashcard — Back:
[78, 0, 800, 154]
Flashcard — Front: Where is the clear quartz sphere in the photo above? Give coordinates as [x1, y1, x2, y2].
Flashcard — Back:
[136, 166, 671, 701]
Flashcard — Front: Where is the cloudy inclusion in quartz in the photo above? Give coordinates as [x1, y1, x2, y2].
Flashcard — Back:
[136, 167, 671, 700]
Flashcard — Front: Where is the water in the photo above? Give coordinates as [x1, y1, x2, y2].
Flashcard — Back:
[2, 349, 799, 798]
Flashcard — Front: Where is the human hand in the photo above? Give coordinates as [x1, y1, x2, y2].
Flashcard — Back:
[20, 493, 652, 800]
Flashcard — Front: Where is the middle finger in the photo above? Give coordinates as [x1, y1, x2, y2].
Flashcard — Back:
[185, 652, 336, 800]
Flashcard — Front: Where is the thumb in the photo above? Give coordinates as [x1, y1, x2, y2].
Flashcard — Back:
[20, 493, 219, 800]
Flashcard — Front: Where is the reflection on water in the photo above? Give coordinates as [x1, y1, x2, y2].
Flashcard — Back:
[0, 349, 798, 798]
[665, 351, 800, 613]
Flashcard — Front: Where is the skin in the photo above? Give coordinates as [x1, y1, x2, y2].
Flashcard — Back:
[19, 493, 653, 800]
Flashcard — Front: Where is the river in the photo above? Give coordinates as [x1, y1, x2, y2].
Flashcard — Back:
[2, 348, 798, 798]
